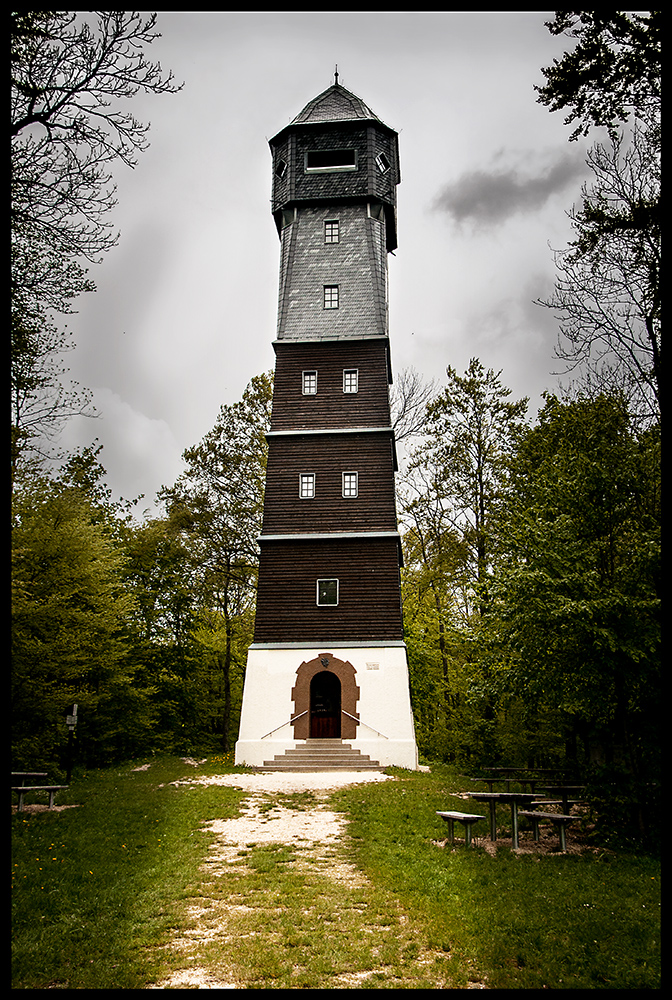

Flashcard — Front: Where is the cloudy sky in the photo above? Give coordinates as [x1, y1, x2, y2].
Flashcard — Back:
[56, 11, 593, 514]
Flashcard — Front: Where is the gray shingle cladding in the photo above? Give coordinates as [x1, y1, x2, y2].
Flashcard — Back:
[271, 126, 399, 216]
[290, 83, 380, 126]
[277, 203, 388, 339]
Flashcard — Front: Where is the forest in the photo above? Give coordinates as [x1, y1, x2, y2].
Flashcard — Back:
[11, 13, 661, 845]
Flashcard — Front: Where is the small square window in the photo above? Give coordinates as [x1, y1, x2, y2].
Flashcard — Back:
[323, 285, 339, 309]
[317, 579, 339, 606]
[342, 472, 358, 498]
[324, 220, 339, 243]
[343, 369, 358, 393]
[299, 473, 315, 499]
[302, 370, 317, 394]
[375, 152, 391, 173]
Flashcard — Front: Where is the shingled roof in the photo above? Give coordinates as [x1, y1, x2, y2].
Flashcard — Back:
[291, 82, 382, 126]
[270, 80, 396, 145]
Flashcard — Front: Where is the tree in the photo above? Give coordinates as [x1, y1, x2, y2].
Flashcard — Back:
[160, 373, 273, 751]
[11, 12, 180, 467]
[535, 12, 662, 141]
[401, 359, 528, 613]
[485, 393, 660, 838]
[539, 113, 661, 424]
[121, 514, 222, 751]
[397, 361, 527, 764]
[536, 13, 661, 426]
[389, 366, 437, 444]
[11, 469, 140, 770]
[11, 306, 94, 476]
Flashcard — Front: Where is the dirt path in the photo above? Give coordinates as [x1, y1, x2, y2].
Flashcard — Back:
[149, 770, 485, 990]
[151, 772, 390, 989]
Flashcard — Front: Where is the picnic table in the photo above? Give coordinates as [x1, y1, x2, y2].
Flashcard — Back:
[518, 809, 576, 851]
[540, 785, 585, 814]
[470, 774, 540, 793]
[469, 791, 541, 848]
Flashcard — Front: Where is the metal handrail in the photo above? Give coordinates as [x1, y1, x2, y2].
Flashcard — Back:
[260, 711, 307, 740]
[260, 709, 389, 742]
[341, 710, 389, 740]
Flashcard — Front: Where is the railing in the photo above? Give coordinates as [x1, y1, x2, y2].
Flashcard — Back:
[342, 710, 389, 740]
[260, 709, 389, 741]
[260, 711, 307, 740]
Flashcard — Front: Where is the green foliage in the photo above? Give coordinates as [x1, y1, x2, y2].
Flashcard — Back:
[158, 372, 273, 751]
[399, 367, 660, 841]
[402, 358, 528, 608]
[11, 375, 273, 771]
[11, 470, 141, 771]
[480, 393, 660, 839]
[536, 12, 662, 140]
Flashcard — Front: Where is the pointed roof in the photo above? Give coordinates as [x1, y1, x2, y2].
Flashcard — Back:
[291, 82, 381, 126]
[270, 80, 396, 144]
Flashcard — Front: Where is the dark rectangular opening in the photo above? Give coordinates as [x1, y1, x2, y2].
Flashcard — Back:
[306, 149, 356, 172]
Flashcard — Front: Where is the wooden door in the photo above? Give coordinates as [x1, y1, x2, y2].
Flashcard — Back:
[310, 671, 341, 738]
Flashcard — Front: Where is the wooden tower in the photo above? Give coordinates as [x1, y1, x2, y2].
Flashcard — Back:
[235, 76, 418, 770]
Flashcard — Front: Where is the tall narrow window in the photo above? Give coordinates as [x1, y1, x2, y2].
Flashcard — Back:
[317, 579, 339, 606]
[299, 473, 315, 499]
[342, 472, 358, 498]
[324, 219, 339, 243]
[343, 369, 358, 393]
[323, 285, 339, 309]
[302, 370, 317, 394]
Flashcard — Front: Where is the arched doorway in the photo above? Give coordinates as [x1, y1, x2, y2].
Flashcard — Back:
[310, 670, 341, 738]
[292, 654, 359, 740]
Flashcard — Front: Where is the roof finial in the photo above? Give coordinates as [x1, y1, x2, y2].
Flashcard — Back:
[334, 64, 339, 85]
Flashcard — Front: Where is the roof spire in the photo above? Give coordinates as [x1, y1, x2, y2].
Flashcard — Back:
[334, 64, 339, 85]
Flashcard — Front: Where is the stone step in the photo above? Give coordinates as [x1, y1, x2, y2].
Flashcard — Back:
[257, 740, 384, 772]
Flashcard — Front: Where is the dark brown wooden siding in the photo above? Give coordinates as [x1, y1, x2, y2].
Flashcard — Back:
[253, 537, 404, 643]
[270, 339, 391, 431]
[262, 431, 397, 535]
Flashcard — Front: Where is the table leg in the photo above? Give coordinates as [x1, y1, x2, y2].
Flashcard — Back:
[488, 800, 497, 841]
[511, 802, 519, 848]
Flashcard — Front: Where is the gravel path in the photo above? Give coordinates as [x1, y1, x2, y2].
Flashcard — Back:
[149, 770, 396, 989]
[170, 770, 395, 846]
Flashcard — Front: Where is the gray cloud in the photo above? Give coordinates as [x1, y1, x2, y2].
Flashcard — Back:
[433, 153, 587, 228]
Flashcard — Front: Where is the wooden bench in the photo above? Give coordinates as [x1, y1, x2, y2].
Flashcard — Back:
[12, 785, 69, 812]
[518, 810, 575, 850]
[436, 810, 485, 846]
[12, 772, 48, 785]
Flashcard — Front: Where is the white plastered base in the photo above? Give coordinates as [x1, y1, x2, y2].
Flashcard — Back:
[235, 644, 418, 770]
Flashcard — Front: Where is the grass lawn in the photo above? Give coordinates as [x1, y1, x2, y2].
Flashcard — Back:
[11, 756, 661, 989]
